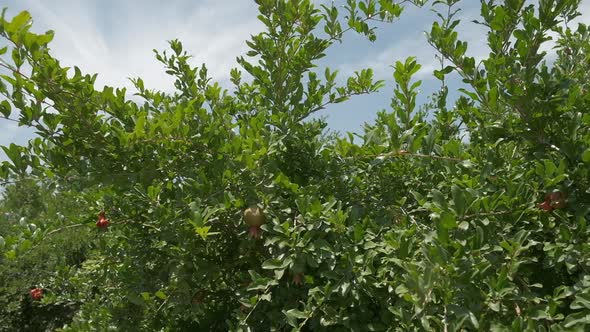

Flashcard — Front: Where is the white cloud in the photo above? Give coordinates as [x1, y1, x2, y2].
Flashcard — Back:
[338, 0, 590, 87]
[11, 0, 262, 91]
[336, 4, 487, 82]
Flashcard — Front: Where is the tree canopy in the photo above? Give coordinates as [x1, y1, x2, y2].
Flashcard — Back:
[0, 0, 589, 330]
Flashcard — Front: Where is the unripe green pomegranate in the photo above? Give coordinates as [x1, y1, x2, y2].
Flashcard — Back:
[244, 206, 266, 238]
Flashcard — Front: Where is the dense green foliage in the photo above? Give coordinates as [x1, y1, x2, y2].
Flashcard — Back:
[0, 180, 91, 330]
[1, 0, 589, 330]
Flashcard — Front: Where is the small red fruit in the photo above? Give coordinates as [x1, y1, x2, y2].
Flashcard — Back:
[96, 212, 110, 229]
[244, 206, 266, 239]
[29, 288, 43, 301]
[292, 273, 304, 286]
[191, 290, 206, 305]
[551, 199, 567, 209]
[547, 191, 567, 209]
[538, 190, 567, 212]
[538, 200, 553, 212]
[547, 191, 564, 202]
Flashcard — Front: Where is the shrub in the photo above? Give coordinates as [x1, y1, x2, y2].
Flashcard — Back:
[0, 0, 589, 330]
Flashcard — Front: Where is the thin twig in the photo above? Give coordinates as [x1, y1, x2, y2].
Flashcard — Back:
[45, 223, 85, 236]
[346, 151, 464, 162]
[295, 90, 374, 123]
[243, 286, 272, 323]
[156, 296, 170, 313]
[0, 116, 21, 124]
[461, 210, 513, 220]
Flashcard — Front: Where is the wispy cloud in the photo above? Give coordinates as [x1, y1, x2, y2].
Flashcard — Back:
[9, 0, 262, 91]
[338, 0, 590, 87]
[335, 4, 487, 83]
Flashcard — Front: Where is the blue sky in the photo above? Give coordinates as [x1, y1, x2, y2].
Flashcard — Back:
[1, 0, 589, 155]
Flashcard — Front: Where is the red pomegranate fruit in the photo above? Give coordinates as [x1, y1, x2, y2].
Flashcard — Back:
[96, 212, 110, 229]
[537, 200, 553, 212]
[547, 191, 567, 209]
[538, 190, 567, 212]
[29, 288, 43, 301]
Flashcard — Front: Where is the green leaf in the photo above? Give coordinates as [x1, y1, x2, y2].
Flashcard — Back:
[563, 311, 590, 328]
[155, 291, 167, 300]
[262, 258, 292, 270]
[6, 11, 32, 34]
[354, 223, 365, 242]
[4, 250, 16, 260]
[284, 309, 308, 320]
[274, 269, 285, 280]
[571, 293, 590, 310]
[440, 211, 457, 229]
[128, 293, 146, 306]
[431, 189, 446, 208]
[0, 100, 11, 118]
[19, 239, 32, 251]
[195, 226, 211, 240]
[582, 149, 590, 163]
[451, 185, 466, 215]
[340, 281, 351, 296]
